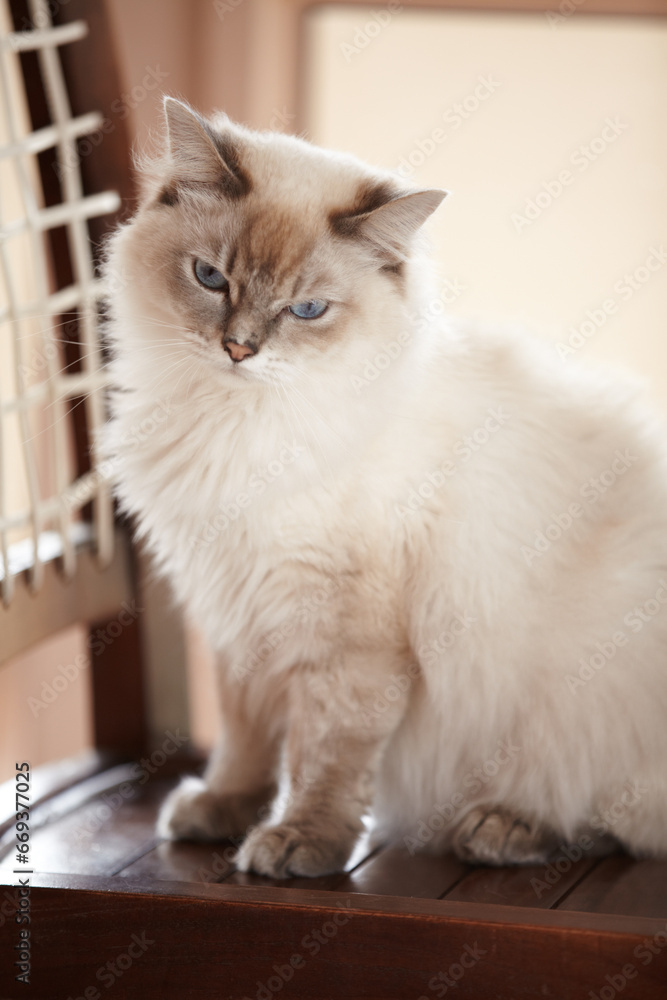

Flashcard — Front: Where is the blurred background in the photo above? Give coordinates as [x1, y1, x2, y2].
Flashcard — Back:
[2, 0, 666, 774]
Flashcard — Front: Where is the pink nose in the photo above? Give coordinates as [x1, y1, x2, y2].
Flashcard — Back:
[224, 340, 256, 362]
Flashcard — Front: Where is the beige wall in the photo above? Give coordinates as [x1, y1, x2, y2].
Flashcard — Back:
[105, 0, 302, 149]
[306, 7, 667, 407]
[0, 626, 92, 773]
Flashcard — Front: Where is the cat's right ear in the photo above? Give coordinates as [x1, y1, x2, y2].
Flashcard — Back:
[162, 97, 250, 198]
[332, 186, 448, 264]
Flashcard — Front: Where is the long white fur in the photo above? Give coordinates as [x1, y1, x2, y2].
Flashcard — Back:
[104, 106, 667, 858]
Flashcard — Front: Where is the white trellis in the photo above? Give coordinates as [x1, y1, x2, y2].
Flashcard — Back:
[0, 0, 119, 606]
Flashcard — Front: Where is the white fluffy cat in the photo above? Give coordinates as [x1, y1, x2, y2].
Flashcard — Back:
[103, 97, 667, 876]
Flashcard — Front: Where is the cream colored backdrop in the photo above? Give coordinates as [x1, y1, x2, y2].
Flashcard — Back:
[306, 8, 667, 406]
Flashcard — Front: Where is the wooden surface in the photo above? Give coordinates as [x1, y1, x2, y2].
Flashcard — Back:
[1, 761, 667, 999]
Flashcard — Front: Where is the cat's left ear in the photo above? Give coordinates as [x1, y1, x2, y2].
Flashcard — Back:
[163, 96, 250, 198]
[334, 188, 448, 263]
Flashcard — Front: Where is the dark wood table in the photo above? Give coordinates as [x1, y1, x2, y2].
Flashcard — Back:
[1, 755, 666, 999]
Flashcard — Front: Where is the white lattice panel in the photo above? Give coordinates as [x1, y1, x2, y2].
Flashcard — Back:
[0, 0, 120, 606]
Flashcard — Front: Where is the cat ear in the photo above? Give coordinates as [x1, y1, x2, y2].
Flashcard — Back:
[334, 188, 447, 262]
[163, 97, 250, 198]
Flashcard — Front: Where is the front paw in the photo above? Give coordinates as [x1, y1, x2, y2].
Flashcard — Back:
[236, 821, 355, 878]
[157, 776, 271, 842]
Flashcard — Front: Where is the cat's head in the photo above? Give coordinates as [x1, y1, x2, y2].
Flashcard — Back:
[110, 98, 446, 387]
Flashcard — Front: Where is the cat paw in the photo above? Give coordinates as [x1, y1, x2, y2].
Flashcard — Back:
[451, 806, 557, 865]
[157, 776, 271, 842]
[236, 821, 354, 878]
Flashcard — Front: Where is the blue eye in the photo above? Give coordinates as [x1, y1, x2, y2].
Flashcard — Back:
[194, 259, 228, 291]
[288, 300, 328, 319]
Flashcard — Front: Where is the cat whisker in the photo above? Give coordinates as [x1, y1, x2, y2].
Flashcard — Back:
[19, 392, 97, 446]
[171, 357, 203, 401]
[271, 382, 306, 468]
[279, 383, 339, 490]
[18, 342, 194, 383]
[287, 382, 353, 457]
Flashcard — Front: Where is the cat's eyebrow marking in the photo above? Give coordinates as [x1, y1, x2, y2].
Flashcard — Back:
[243, 212, 301, 288]
[231, 278, 246, 308]
[226, 245, 238, 277]
[290, 266, 329, 302]
[290, 273, 303, 301]
[382, 261, 405, 282]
